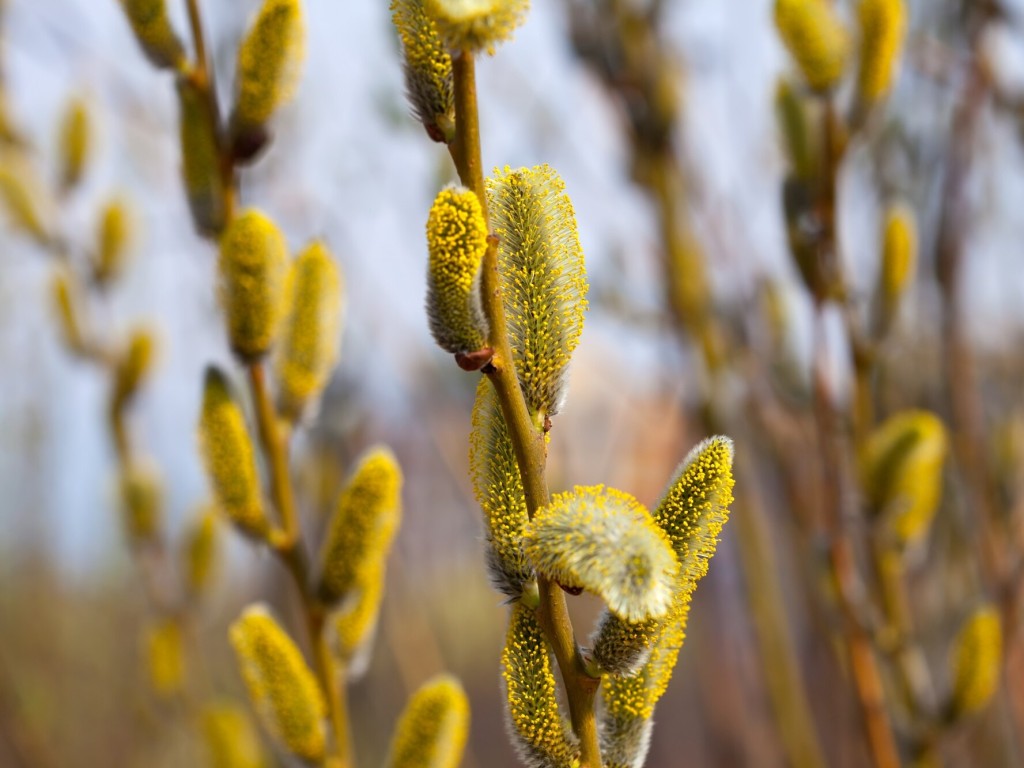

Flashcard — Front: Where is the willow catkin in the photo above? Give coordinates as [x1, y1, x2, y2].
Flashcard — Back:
[523, 485, 679, 623]
[119, 459, 163, 544]
[857, 0, 907, 104]
[201, 702, 267, 768]
[391, 0, 454, 142]
[145, 618, 185, 697]
[218, 209, 290, 361]
[93, 197, 132, 286]
[111, 327, 156, 412]
[775, 0, 851, 92]
[177, 76, 227, 235]
[425, 0, 530, 55]
[275, 241, 343, 419]
[119, 0, 185, 70]
[58, 97, 90, 191]
[229, 605, 327, 762]
[0, 161, 49, 244]
[879, 202, 917, 307]
[198, 367, 268, 540]
[384, 675, 470, 768]
[183, 506, 219, 598]
[50, 270, 84, 354]
[950, 605, 1002, 718]
[331, 566, 385, 679]
[232, 0, 305, 132]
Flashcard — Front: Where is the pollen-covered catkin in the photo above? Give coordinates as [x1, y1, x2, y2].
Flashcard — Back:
[229, 605, 327, 763]
[950, 606, 1002, 717]
[469, 380, 533, 599]
[318, 447, 402, 604]
[487, 164, 587, 418]
[501, 603, 579, 768]
[119, 0, 186, 70]
[93, 197, 132, 286]
[218, 209, 289, 361]
[385, 675, 470, 768]
[232, 0, 305, 131]
[775, 0, 850, 92]
[426, 185, 490, 358]
[331, 567, 385, 679]
[425, 0, 530, 55]
[276, 241, 343, 419]
[198, 367, 268, 540]
[861, 410, 947, 543]
[177, 77, 227, 235]
[857, 0, 906, 103]
[201, 702, 267, 768]
[119, 459, 163, 543]
[390, 0, 455, 142]
[524, 485, 679, 623]
[145, 618, 185, 697]
[58, 97, 90, 192]
[183, 506, 219, 598]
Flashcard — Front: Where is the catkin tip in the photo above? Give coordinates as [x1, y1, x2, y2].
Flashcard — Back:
[385, 674, 470, 768]
[425, 0, 530, 55]
[232, 0, 305, 132]
[775, 0, 851, 92]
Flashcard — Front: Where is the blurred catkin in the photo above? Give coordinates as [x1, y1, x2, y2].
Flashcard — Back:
[218, 209, 290, 361]
[183, 506, 219, 598]
[862, 410, 947, 544]
[857, 0, 906, 104]
[112, 327, 156, 412]
[385, 675, 470, 768]
[232, 0, 305, 132]
[198, 367, 268, 540]
[950, 606, 1002, 718]
[177, 77, 227, 235]
[93, 197, 132, 286]
[58, 97, 90, 192]
[119, 459, 163, 543]
[318, 447, 403, 604]
[0, 161, 49, 244]
[390, 0, 455, 142]
[230, 605, 327, 763]
[50, 271, 84, 354]
[487, 164, 588, 418]
[879, 202, 917, 313]
[775, 79, 819, 182]
[425, 184, 490, 358]
[119, 0, 185, 70]
[202, 703, 268, 768]
[145, 618, 185, 697]
[501, 603, 578, 768]
[276, 241, 343, 419]
[469, 380, 533, 600]
[775, 0, 850, 92]
[425, 0, 530, 55]
[524, 485, 679, 623]
[331, 568, 384, 678]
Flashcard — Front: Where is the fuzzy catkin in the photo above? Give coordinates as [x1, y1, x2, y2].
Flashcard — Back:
[425, 0, 530, 55]
[524, 485, 679, 623]
[119, 0, 185, 70]
[775, 0, 850, 92]
[318, 447, 402, 604]
[218, 209, 290, 361]
[201, 703, 267, 768]
[331, 567, 384, 679]
[487, 164, 588, 418]
[230, 605, 327, 763]
[950, 606, 1001, 717]
[177, 77, 227, 235]
[233, 0, 305, 130]
[0, 162, 49, 244]
[112, 327, 156, 411]
[58, 98, 90, 191]
[183, 507, 219, 597]
[391, 0, 455, 142]
[50, 271, 83, 353]
[120, 459, 163, 544]
[501, 603, 579, 768]
[198, 367, 268, 540]
[857, 0, 906, 103]
[94, 197, 132, 286]
[145, 618, 185, 697]
[276, 241, 343, 419]
[880, 203, 916, 304]
[425, 185, 490, 357]
[469, 380, 533, 599]
[385, 675, 470, 768]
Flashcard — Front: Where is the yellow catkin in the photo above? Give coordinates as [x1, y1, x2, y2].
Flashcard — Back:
[524, 485, 679, 623]
[50, 271, 84, 354]
[862, 410, 947, 543]
[469, 380, 533, 599]
[775, 78, 818, 181]
[880, 202, 917, 304]
[950, 605, 1002, 717]
[145, 618, 185, 697]
[119, 0, 185, 70]
[229, 605, 327, 763]
[112, 327, 156, 412]
[218, 209, 290, 361]
[487, 164, 588, 418]
[233, 0, 305, 129]
[857, 0, 906, 103]
[501, 603, 578, 768]
[0, 161, 49, 244]
[177, 76, 227, 236]
[58, 97, 90, 191]
[198, 367, 268, 539]
[94, 197, 132, 286]
[425, 0, 530, 55]
[775, 0, 851, 92]
[425, 184, 490, 356]
[332, 566, 385, 678]
[119, 459, 163, 543]
[390, 0, 455, 142]
[318, 447, 403, 604]
[275, 241, 343, 419]
[384, 674, 470, 768]
[201, 702, 268, 768]
[183, 506, 219, 597]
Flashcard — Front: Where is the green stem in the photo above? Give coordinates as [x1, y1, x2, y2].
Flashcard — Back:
[451, 50, 603, 768]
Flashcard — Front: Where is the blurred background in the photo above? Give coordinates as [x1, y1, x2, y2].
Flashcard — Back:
[3, 0, 1024, 765]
